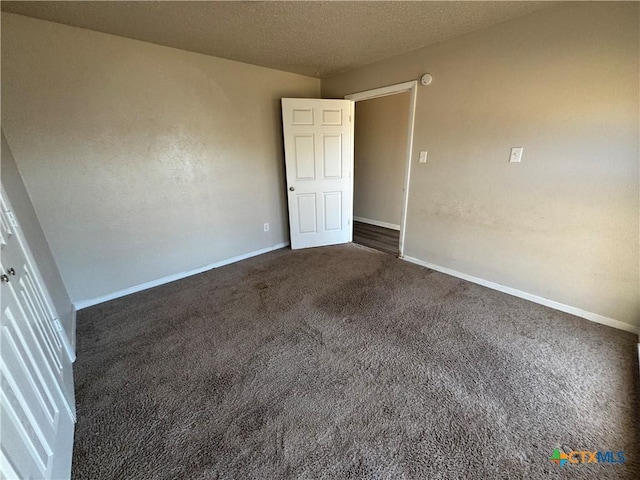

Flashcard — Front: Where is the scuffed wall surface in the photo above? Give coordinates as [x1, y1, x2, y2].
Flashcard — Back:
[323, 2, 639, 326]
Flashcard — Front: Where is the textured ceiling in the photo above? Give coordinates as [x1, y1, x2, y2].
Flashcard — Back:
[1, 1, 556, 78]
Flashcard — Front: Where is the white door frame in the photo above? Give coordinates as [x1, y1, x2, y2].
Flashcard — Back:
[345, 80, 417, 258]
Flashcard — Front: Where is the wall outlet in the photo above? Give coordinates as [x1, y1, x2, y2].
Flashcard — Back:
[419, 151, 428, 163]
[509, 147, 523, 163]
[264, 223, 269, 232]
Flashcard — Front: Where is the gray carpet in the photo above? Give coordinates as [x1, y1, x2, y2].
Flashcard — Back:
[72, 244, 640, 479]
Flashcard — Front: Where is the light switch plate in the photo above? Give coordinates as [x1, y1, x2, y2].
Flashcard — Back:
[509, 147, 523, 163]
[419, 151, 428, 163]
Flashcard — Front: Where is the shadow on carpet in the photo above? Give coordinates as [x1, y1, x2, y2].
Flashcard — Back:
[72, 244, 640, 479]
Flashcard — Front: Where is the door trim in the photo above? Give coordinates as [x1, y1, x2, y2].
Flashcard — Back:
[345, 80, 417, 258]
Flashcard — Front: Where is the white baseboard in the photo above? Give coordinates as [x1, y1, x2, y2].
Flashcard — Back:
[353, 216, 400, 231]
[402, 256, 640, 336]
[74, 242, 290, 310]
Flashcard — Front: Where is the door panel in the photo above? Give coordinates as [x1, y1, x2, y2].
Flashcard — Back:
[323, 135, 342, 178]
[297, 194, 317, 234]
[294, 135, 316, 180]
[282, 99, 354, 249]
[324, 192, 342, 231]
[292, 108, 313, 125]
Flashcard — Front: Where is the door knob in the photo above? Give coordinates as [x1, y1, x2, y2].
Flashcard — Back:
[289, 186, 295, 191]
[7, 268, 15, 276]
[1, 274, 9, 283]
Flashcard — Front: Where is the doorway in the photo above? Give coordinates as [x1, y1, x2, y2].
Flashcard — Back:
[346, 81, 417, 257]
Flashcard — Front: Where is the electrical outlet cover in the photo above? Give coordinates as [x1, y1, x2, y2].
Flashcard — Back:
[509, 147, 523, 163]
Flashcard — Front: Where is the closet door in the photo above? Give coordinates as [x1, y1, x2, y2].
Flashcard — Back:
[1, 188, 75, 480]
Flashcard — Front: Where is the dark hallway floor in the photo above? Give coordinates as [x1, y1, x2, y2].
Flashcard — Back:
[353, 221, 399, 255]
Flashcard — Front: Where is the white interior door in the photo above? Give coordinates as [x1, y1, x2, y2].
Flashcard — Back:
[282, 98, 354, 249]
[0, 188, 75, 480]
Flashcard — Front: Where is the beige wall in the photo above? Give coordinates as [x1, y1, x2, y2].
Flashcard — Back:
[354, 93, 410, 227]
[1, 132, 75, 342]
[1, 13, 320, 305]
[323, 2, 640, 327]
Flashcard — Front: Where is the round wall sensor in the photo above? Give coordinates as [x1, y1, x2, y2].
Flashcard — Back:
[420, 73, 433, 86]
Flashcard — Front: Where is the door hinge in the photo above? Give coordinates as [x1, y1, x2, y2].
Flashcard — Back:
[7, 211, 18, 229]
[53, 319, 64, 332]
[349, 115, 352, 123]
